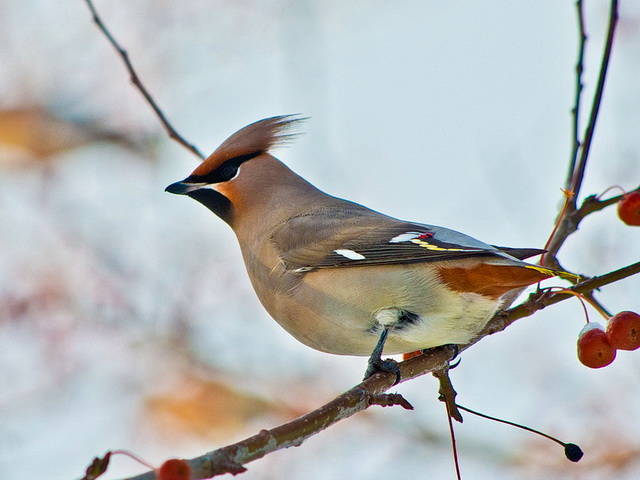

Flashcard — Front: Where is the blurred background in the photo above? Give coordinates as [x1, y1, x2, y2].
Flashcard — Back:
[1, 1, 639, 479]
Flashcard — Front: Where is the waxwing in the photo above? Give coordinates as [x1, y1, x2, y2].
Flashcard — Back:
[166, 115, 575, 381]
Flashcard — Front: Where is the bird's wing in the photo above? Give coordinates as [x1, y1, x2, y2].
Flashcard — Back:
[270, 203, 513, 272]
[491, 247, 546, 260]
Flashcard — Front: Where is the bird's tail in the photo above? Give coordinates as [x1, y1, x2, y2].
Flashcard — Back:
[522, 264, 581, 283]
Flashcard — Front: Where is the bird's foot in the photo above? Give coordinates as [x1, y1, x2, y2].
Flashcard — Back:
[363, 327, 401, 385]
[364, 357, 401, 385]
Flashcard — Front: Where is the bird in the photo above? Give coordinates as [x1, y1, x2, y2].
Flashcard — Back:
[166, 115, 576, 381]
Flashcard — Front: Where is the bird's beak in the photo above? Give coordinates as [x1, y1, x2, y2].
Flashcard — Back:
[165, 181, 208, 195]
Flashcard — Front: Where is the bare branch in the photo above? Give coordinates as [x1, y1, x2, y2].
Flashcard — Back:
[543, 185, 639, 268]
[369, 392, 415, 409]
[543, 0, 620, 270]
[433, 367, 463, 423]
[117, 346, 452, 480]
[583, 291, 612, 317]
[565, 0, 587, 191]
[568, 0, 619, 205]
[112, 261, 640, 480]
[540, 184, 637, 322]
[481, 261, 640, 337]
[444, 402, 462, 480]
[83, 0, 205, 160]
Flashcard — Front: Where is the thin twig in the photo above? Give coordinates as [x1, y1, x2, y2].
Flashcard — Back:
[573, 187, 636, 223]
[83, 0, 205, 160]
[434, 368, 463, 423]
[445, 405, 463, 480]
[543, 0, 620, 268]
[110, 261, 640, 480]
[455, 404, 565, 447]
[369, 393, 415, 409]
[568, 0, 619, 205]
[543, 186, 639, 266]
[117, 346, 453, 480]
[566, 0, 587, 191]
[582, 291, 612, 318]
[583, 291, 612, 318]
[456, 401, 583, 462]
[481, 261, 640, 337]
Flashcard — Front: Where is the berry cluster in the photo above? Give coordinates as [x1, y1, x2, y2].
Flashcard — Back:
[575, 188, 640, 369]
[577, 311, 640, 368]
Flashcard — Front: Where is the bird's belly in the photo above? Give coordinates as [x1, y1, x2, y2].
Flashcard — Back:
[270, 263, 504, 356]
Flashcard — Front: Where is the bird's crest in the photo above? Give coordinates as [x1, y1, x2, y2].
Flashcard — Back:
[191, 115, 306, 177]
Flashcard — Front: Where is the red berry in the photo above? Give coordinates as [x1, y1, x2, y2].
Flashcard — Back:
[617, 191, 640, 226]
[157, 459, 191, 480]
[606, 311, 640, 351]
[577, 322, 617, 368]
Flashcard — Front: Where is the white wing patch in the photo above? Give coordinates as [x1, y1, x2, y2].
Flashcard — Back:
[293, 266, 314, 273]
[389, 232, 421, 243]
[333, 249, 366, 260]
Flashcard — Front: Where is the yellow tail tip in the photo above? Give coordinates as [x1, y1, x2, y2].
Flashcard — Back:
[524, 265, 581, 283]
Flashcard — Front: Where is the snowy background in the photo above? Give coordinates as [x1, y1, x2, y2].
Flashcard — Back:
[1, 1, 639, 479]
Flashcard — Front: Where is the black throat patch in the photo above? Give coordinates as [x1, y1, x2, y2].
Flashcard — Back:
[182, 152, 263, 225]
[187, 188, 233, 225]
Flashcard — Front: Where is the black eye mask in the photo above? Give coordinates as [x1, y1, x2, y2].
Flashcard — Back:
[184, 152, 261, 185]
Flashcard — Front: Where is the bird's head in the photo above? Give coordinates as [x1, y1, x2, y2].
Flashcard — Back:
[165, 115, 306, 223]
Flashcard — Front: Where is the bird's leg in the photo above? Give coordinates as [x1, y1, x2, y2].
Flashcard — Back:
[363, 327, 401, 385]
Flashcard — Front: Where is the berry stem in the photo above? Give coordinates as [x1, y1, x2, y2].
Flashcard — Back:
[582, 294, 611, 320]
[110, 450, 156, 471]
[543, 287, 591, 323]
[596, 184, 626, 200]
[444, 403, 462, 480]
[456, 404, 563, 447]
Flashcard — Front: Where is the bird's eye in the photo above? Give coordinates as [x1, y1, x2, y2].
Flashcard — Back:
[215, 162, 240, 182]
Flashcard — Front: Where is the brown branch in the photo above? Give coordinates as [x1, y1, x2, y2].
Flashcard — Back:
[444, 403, 463, 480]
[543, 186, 639, 270]
[565, 0, 587, 191]
[480, 261, 640, 337]
[582, 291, 612, 318]
[113, 261, 640, 480]
[117, 346, 452, 480]
[434, 367, 463, 423]
[369, 392, 415, 409]
[543, 0, 619, 267]
[83, 0, 205, 160]
[568, 0, 619, 205]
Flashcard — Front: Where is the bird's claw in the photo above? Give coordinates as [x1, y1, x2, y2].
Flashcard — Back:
[364, 357, 401, 385]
